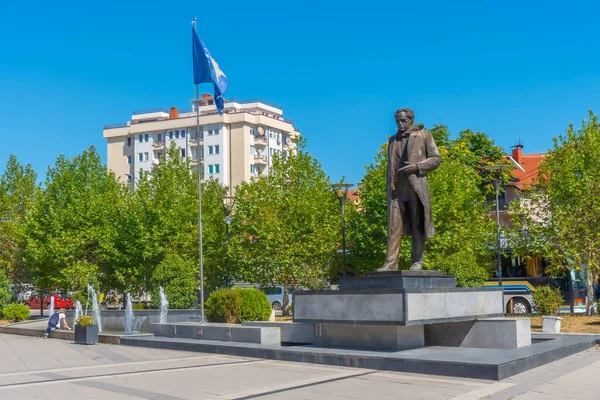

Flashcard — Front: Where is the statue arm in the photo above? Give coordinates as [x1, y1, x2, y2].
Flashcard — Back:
[417, 130, 441, 175]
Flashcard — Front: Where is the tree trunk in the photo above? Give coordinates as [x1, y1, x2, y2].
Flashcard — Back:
[586, 261, 596, 315]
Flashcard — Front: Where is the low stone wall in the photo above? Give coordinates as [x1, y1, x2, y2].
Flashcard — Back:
[62, 309, 203, 332]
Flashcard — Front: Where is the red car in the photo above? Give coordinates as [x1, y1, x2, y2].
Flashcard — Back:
[25, 293, 74, 310]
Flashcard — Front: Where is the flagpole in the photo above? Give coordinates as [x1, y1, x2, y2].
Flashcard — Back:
[192, 17, 205, 324]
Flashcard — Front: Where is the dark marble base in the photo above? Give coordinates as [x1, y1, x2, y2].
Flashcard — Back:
[120, 333, 600, 380]
[339, 270, 456, 291]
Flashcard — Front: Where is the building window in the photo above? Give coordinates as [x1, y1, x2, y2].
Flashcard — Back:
[139, 135, 143, 143]
[214, 145, 220, 155]
[144, 134, 149, 142]
[144, 152, 149, 162]
[207, 129, 213, 136]
[175, 130, 180, 139]
[169, 131, 173, 139]
[250, 145, 255, 155]
[127, 137, 132, 147]
[214, 128, 220, 136]
[208, 165, 214, 174]
[156, 152, 162, 159]
[208, 145, 214, 155]
[215, 164, 220, 174]
[181, 149, 186, 157]
[250, 165, 256, 174]
[250, 128, 255, 136]
[157, 133, 162, 143]
[182, 129, 186, 138]
[138, 153, 143, 162]
[127, 156, 133, 164]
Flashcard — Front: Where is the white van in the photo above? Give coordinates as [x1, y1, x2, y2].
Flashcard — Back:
[259, 286, 292, 310]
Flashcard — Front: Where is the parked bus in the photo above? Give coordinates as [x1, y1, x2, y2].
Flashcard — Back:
[484, 256, 591, 314]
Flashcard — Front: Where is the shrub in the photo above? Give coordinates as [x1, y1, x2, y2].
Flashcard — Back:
[233, 288, 272, 323]
[2, 303, 30, 322]
[151, 253, 199, 309]
[205, 289, 241, 323]
[0, 270, 13, 314]
[132, 303, 146, 310]
[76, 315, 96, 326]
[532, 286, 563, 315]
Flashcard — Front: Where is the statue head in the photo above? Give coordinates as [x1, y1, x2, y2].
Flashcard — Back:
[394, 108, 414, 133]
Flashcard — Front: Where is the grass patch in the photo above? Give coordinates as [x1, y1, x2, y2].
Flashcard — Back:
[513, 314, 600, 333]
[0, 319, 11, 325]
[275, 315, 293, 322]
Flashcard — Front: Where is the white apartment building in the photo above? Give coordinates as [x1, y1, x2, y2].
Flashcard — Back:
[103, 95, 300, 193]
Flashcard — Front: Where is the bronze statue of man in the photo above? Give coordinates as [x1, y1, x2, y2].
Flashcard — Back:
[379, 108, 441, 271]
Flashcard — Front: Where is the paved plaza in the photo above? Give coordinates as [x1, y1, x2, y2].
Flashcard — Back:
[0, 333, 598, 399]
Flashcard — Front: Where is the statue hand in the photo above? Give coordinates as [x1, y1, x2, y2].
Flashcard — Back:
[398, 163, 418, 175]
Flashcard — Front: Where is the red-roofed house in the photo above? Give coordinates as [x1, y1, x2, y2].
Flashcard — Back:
[490, 143, 548, 280]
[492, 144, 546, 228]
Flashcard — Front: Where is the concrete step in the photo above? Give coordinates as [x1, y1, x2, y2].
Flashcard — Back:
[149, 322, 281, 346]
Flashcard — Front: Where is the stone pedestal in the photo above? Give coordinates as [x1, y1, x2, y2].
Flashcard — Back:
[293, 271, 523, 351]
[315, 323, 424, 351]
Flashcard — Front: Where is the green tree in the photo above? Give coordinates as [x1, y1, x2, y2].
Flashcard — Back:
[510, 111, 600, 312]
[0, 270, 13, 312]
[231, 139, 339, 290]
[454, 129, 511, 196]
[347, 130, 495, 286]
[151, 252, 198, 309]
[132, 143, 228, 294]
[22, 146, 126, 295]
[0, 156, 39, 283]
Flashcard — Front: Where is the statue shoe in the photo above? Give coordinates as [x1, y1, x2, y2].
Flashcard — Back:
[409, 262, 423, 271]
[377, 264, 396, 272]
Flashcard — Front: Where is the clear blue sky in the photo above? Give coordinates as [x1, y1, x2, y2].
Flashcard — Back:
[1, 1, 599, 186]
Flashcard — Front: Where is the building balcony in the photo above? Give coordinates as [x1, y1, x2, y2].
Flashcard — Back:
[254, 135, 268, 147]
[254, 155, 268, 165]
[191, 156, 204, 165]
[152, 141, 165, 149]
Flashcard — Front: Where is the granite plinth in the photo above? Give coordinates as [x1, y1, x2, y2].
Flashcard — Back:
[340, 270, 455, 290]
[425, 318, 531, 349]
[315, 323, 424, 351]
[293, 288, 504, 326]
[149, 322, 281, 346]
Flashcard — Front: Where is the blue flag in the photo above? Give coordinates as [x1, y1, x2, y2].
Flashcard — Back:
[192, 28, 229, 115]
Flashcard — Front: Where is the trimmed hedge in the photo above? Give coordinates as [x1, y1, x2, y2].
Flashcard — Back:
[205, 288, 272, 323]
[233, 287, 272, 323]
[2, 303, 30, 322]
[205, 289, 242, 323]
[533, 286, 563, 315]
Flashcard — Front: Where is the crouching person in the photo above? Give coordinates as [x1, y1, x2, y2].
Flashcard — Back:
[44, 308, 71, 338]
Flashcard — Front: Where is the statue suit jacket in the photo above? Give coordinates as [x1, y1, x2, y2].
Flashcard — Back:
[386, 124, 441, 238]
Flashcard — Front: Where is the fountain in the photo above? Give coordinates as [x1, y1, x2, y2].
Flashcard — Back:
[74, 300, 83, 325]
[125, 293, 133, 334]
[159, 287, 168, 324]
[87, 284, 102, 333]
[48, 295, 55, 317]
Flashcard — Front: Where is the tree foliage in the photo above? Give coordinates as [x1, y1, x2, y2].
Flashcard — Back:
[0, 156, 39, 282]
[231, 139, 339, 290]
[132, 143, 229, 294]
[0, 270, 13, 312]
[151, 252, 198, 309]
[22, 146, 126, 294]
[510, 111, 600, 309]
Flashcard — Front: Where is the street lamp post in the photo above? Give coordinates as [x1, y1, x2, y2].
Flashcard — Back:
[483, 165, 506, 288]
[220, 195, 235, 287]
[331, 183, 353, 278]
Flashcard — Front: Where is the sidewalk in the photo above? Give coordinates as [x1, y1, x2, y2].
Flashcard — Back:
[0, 333, 598, 399]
